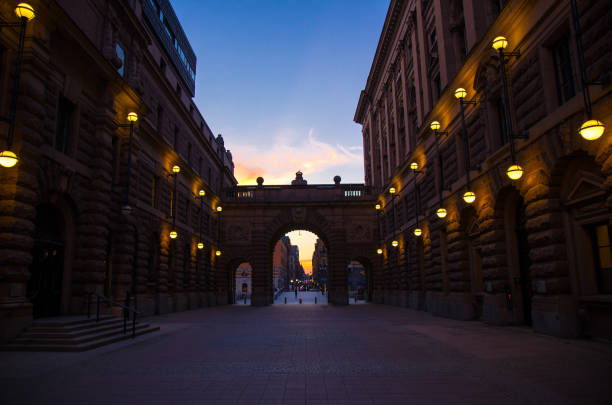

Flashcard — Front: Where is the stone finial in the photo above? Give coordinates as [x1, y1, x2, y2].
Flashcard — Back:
[333, 175, 341, 185]
[256, 176, 264, 186]
[291, 170, 307, 185]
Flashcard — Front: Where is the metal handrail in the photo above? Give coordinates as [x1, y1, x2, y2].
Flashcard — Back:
[86, 292, 140, 338]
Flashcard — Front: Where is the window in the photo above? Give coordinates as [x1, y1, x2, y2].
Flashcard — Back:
[432, 74, 441, 103]
[55, 96, 74, 154]
[198, 157, 202, 175]
[175, 82, 181, 97]
[160, 58, 166, 74]
[187, 143, 192, 165]
[552, 34, 576, 105]
[156, 105, 163, 131]
[173, 125, 179, 149]
[116, 42, 125, 77]
[183, 244, 190, 284]
[152, 176, 159, 208]
[591, 224, 612, 293]
[496, 98, 508, 146]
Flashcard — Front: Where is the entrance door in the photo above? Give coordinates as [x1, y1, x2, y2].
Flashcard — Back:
[27, 205, 65, 318]
[516, 200, 532, 325]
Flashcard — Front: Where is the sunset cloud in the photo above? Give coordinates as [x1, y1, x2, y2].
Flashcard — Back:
[231, 128, 363, 185]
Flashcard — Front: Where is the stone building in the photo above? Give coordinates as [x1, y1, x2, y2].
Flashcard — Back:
[311, 238, 328, 288]
[272, 236, 290, 290]
[355, 0, 612, 338]
[0, 0, 236, 341]
[234, 262, 252, 301]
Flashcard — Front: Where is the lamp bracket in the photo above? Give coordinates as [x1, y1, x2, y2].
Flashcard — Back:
[0, 22, 23, 28]
[503, 50, 520, 59]
[512, 130, 529, 140]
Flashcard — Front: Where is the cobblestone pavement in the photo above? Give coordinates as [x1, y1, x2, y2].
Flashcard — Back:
[1, 304, 610, 404]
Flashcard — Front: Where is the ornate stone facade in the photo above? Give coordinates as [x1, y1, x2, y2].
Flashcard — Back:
[0, 0, 236, 341]
[355, 0, 612, 338]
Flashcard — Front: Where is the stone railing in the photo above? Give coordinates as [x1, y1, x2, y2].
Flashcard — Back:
[224, 184, 373, 203]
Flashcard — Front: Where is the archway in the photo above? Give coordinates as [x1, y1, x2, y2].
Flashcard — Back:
[27, 204, 66, 318]
[271, 230, 328, 305]
[233, 262, 252, 305]
[347, 258, 371, 304]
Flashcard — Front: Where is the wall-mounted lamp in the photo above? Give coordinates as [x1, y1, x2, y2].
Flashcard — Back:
[120, 112, 138, 215]
[376, 248, 383, 255]
[215, 250, 221, 256]
[375, 203, 381, 210]
[413, 228, 422, 237]
[216, 205, 223, 212]
[391, 240, 399, 247]
[430, 121, 449, 219]
[197, 188, 206, 250]
[410, 162, 423, 236]
[389, 187, 396, 194]
[455, 88, 478, 202]
[170, 164, 180, 239]
[492, 36, 527, 181]
[0, 3, 36, 168]
[570, 0, 606, 141]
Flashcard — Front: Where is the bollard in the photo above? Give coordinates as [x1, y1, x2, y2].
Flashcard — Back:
[355, 296, 357, 304]
[315, 296, 317, 304]
[244, 295, 247, 305]
[284, 296, 287, 304]
[299, 297, 302, 304]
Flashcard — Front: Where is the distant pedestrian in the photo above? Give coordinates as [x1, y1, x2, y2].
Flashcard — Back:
[294, 288, 298, 299]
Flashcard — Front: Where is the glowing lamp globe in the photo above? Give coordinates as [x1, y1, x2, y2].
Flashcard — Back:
[127, 112, 138, 122]
[506, 164, 524, 180]
[410, 162, 419, 170]
[197, 242, 204, 250]
[436, 207, 447, 218]
[414, 228, 422, 237]
[0, 150, 19, 167]
[215, 250, 222, 256]
[463, 191, 476, 204]
[492, 36, 508, 51]
[375, 203, 381, 210]
[430, 121, 441, 131]
[172, 165, 180, 173]
[169, 230, 178, 239]
[389, 187, 396, 194]
[15, 3, 35, 20]
[216, 206, 223, 212]
[454, 88, 467, 99]
[376, 248, 383, 255]
[579, 119, 605, 141]
[392, 240, 399, 247]
[199, 189, 206, 197]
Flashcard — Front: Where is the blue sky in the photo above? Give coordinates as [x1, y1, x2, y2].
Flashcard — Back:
[173, 0, 390, 185]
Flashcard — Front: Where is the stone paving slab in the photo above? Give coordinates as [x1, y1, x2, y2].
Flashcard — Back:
[1, 304, 610, 404]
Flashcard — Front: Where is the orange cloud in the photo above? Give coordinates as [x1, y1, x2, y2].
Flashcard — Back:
[231, 128, 363, 185]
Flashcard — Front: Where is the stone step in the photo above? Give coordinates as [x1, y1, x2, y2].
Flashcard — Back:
[27, 318, 123, 333]
[16, 323, 152, 344]
[30, 315, 115, 327]
[1, 325, 160, 352]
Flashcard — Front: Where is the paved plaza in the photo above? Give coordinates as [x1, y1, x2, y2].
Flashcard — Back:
[1, 304, 610, 405]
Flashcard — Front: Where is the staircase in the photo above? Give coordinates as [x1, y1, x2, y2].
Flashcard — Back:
[1, 315, 160, 352]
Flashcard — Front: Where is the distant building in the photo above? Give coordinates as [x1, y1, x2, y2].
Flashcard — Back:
[273, 236, 291, 290]
[235, 263, 252, 301]
[347, 261, 366, 298]
[312, 238, 328, 289]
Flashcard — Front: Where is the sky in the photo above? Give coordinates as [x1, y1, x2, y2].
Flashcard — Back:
[172, 0, 390, 185]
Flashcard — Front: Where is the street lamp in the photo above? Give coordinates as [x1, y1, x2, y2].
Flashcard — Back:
[570, 0, 606, 141]
[120, 112, 138, 215]
[455, 87, 477, 203]
[491, 36, 526, 181]
[0, 3, 35, 168]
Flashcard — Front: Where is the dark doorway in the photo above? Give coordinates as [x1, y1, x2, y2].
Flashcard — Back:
[516, 198, 532, 325]
[27, 204, 65, 318]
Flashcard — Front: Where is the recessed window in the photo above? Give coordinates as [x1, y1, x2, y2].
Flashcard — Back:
[552, 34, 576, 106]
[496, 98, 508, 146]
[55, 96, 74, 154]
[152, 176, 159, 208]
[116, 42, 126, 77]
[591, 224, 612, 293]
[176, 82, 182, 97]
[160, 58, 166, 74]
